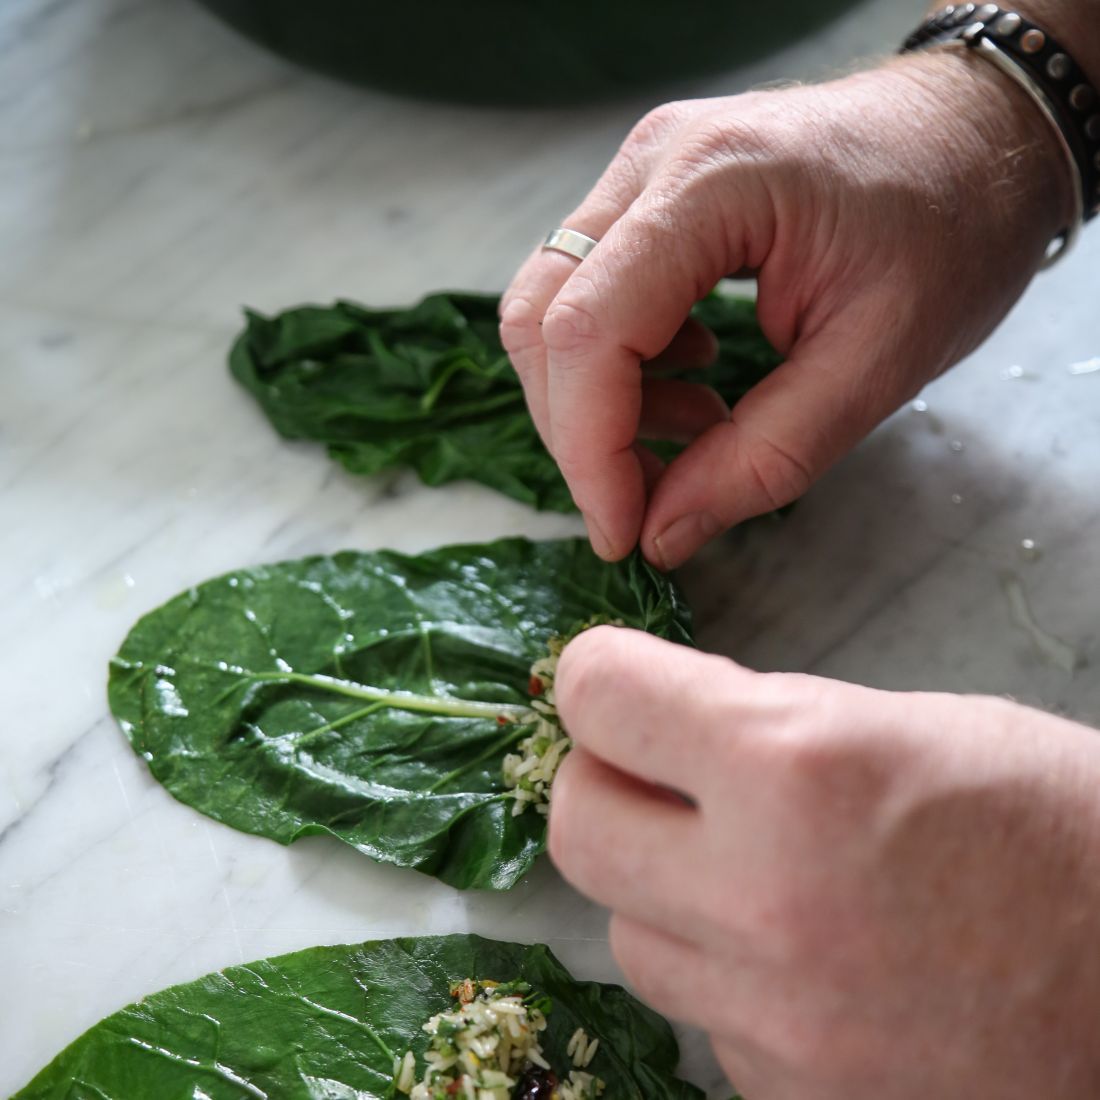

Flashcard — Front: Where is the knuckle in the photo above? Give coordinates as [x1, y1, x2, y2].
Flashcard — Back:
[546, 759, 582, 867]
[624, 101, 689, 151]
[547, 757, 628, 898]
[751, 679, 891, 820]
[541, 295, 602, 356]
[554, 626, 623, 720]
[766, 716, 846, 792]
[608, 919, 669, 1006]
[498, 294, 544, 358]
[549, 446, 624, 504]
[739, 428, 815, 511]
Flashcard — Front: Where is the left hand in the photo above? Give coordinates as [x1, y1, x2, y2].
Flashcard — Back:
[498, 59, 1072, 569]
[549, 627, 1100, 1099]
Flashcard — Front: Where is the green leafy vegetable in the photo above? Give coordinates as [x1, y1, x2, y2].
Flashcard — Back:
[229, 291, 779, 511]
[13, 934, 706, 1099]
[108, 538, 691, 890]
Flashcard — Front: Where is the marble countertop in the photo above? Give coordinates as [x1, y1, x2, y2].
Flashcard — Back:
[2, 0, 1098, 1092]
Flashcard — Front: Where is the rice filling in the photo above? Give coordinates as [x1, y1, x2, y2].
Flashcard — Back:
[393, 978, 605, 1100]
[503, 618, 622, 817]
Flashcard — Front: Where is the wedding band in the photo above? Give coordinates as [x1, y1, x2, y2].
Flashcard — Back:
[542, 227, 599, 262]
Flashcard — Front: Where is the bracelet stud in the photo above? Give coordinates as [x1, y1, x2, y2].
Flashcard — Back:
[1069, 84, 1095, 111]
[993, 12, 1022, 35]
[1046, 53, 1070, 80]
[976, 3, 999, 19]
[1020, 28, 1045, 53]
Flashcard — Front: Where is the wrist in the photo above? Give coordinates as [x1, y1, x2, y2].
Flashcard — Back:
[889, 47, 1078, 253]
[907, 4, 1100, 247]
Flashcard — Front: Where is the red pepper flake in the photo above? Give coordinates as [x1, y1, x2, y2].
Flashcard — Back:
[528, 675, 544, 696]
[450, 978, 476, 1003]
[497, 714, 509, 725]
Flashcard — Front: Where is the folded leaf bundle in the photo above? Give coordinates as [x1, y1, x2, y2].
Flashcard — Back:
[108, 538, 692, 890]
[230, 291, 780, 511]
[13, 934, 705, 1099]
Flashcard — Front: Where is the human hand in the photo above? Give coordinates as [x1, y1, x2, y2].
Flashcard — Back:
[500, 51, 1074, 568]
[549, 627, 1100, 1098]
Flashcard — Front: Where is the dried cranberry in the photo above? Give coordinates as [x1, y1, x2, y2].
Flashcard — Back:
[514, 1067, 558, 1099]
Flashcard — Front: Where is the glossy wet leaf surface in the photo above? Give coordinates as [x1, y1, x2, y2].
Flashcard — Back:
[108, 538, 692, 890]
[230, 291, 780, 511]
[14, 934, 706, 1099]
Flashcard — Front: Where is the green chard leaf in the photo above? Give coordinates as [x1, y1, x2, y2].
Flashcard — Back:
[14, 934, 706, 1099]
[229, 290, 780, 511]
[108, 538, 692, 891]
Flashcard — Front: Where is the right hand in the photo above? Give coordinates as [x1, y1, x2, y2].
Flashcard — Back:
[548, 627, 1100, 1098]
[500, 50, 1074, 568]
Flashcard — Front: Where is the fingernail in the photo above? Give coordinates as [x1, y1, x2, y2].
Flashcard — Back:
[652, 512, 721, 570]
[581, 511, 615, 560]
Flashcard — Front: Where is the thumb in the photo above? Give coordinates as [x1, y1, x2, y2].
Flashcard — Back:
[641, 308, 906, 569]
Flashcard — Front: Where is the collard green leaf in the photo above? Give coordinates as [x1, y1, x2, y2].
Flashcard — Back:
[109, 538, 692, 890]
[14, 934, 706, 1099]
[229, 291, 779, 511]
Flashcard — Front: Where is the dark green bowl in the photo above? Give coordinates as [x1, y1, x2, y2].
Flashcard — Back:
[195, 0, 860, 106]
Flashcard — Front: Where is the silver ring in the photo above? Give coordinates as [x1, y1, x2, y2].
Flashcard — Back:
[542, 227, 599, 262]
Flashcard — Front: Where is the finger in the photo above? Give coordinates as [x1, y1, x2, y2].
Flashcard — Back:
[499, 140, 659, 455]
[642, 315, 719, 371]
[609, 914, 744, 1031]
[542, 184, 737, 560]
[554, 625, 753, 800]
[549, 746, 707, 931]
[498, 102, 687, 321]
[710, 1036, 765, 1100]
[498, 257, 595, 451]
[639, 379, 728, 444]
[642, 306, 905, 569]
[634, 442, 665, 493]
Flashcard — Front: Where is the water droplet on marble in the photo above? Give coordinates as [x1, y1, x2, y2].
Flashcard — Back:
[949, 440, 966, 454]
[1067, 357, 1100, 376]
[1003, 364, 1026, 380]
[910, 399, 945, 433]
[951, 493, 964, 506]
[93, 574, 133, 609]
[1019, 538, 1041, 562]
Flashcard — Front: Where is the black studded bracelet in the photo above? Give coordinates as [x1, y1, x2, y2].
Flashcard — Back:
[902, 4, 1098, 263]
